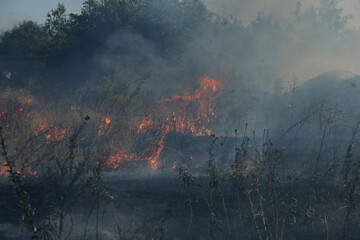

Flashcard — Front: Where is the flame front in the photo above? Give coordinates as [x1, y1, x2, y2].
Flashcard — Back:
[110, 74, 226, 169]
[0, 74, 226, 176]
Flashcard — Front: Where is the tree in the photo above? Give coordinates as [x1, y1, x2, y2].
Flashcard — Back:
[44, 3, 71, 57]
[0, 21, 48, 56]
[319, 0, 353, 30]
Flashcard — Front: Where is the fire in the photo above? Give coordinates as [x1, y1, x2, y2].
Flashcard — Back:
[106, 150, 129, 169]
[106, 150, 145, 169]
[109, 74, 226, 169]
[0, 160, 37, 178]
[35, 120, 47, 135]
[98, 117, 111, 136]
[0, 74, 226, 176]
[45, 126, 66, 141]
[0, 160, 9, 177]
[137, 116, 152, 133]
[142, 74, 226, 136]
[27, 169, 37, 175]
[35, 120, 67, 141]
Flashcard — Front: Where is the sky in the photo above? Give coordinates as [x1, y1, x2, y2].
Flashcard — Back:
[1, 0, 360, 30]
[0, 0, 83, 31]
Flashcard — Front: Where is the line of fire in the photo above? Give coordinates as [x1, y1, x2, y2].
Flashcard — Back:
[0, 73, 226, 176]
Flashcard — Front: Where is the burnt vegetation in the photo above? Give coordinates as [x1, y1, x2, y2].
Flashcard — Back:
[1, 0, 360, 239]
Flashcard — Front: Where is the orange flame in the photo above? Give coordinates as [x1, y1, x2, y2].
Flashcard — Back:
[106, 150, 127, 169]
[35, 120, 47, 135]
[45, 126, 66, 141]
[98, 117, 111, 136]
[0, 74, 225, 175]
[140, 74, 226, 136]
[110, 74, 226, 169]
[0, 161, 9, 177]
[0, 160, 37, 178]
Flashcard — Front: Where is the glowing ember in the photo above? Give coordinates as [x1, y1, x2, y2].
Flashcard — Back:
[23, 98, 33, 104]
[26, 169, 37, 176]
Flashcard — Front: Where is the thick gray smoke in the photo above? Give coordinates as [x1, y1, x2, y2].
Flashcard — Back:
[2, 0, 359, 90]
[198, 0, 360, 89]
[85, 0, 360, 134]
[2, 0, 360, 134]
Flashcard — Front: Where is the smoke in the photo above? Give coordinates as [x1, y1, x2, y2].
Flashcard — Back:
[96, 30, 200, 96]
[201, 0, 360, 84]
[3, 0, 360, 133]
[2, 0, 360, 91]
[69, 0, 360, 134]
[0, 223, 30, 239]
[203, 0, 360, 28]
[3, 2, 360, 239]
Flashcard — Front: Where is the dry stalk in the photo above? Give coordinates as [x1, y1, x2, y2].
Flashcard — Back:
[0, 126, 39, 239]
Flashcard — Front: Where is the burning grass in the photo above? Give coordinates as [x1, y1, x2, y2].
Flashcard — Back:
[1, 73, 360, 240]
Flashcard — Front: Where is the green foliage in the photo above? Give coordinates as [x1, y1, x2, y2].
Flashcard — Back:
[44, 3, 71, 57]
[67, 0, 210, 58]
[0, 126, 39, 239]
[0, 21, 48, 56]
[0, 0, 212, 84]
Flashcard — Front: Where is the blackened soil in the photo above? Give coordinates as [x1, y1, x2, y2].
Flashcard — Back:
[0, 175, 360, 240]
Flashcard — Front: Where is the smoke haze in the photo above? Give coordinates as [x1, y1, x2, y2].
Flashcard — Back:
[2, 0, 360, 86]
[2, 0, 360, 132]
[3, 2, 360, 239]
